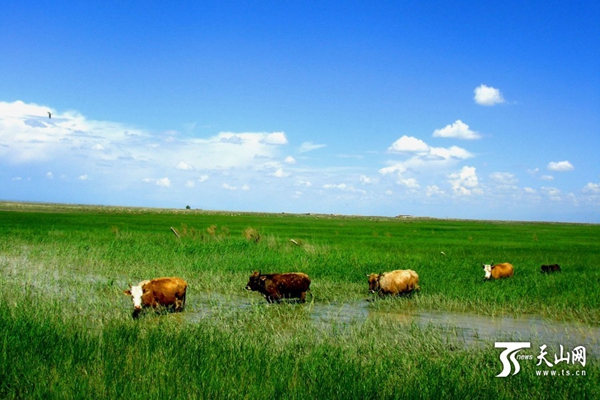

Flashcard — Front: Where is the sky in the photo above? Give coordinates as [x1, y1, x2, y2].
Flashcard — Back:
[1, 1, 599, 222]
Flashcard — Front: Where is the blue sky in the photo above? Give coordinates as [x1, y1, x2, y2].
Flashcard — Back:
[1, 1, 599, 222]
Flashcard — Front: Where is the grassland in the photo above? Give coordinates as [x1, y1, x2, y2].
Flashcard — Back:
[0, 202, 598, 399]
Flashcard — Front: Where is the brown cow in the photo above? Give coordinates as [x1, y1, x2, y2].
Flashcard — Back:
[541, 264, 561, 273]
[367, 269, 420, 296]
[124, 277, 187, 319]
[482, 262, 514, 280]
[245, 271, 311, 303]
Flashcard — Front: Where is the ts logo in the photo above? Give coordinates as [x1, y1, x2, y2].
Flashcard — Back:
[495, 342, 531, 378]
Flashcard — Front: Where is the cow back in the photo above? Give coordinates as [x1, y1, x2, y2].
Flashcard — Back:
[491, 263, 514, 279]
[378, 269, 419, 295]
[142, 277, 187, 307]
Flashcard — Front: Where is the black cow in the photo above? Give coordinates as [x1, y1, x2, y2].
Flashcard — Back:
[541, 264, 561, 273]
[245, 271, 311, 303]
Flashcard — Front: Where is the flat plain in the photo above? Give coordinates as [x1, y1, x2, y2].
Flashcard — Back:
[0, 202, 598, 399]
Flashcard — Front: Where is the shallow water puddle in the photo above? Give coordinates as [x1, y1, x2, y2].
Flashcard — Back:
[185, 294, 600, 356]
[370, 308, 600, 355]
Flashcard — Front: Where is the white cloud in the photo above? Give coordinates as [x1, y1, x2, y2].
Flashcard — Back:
[185, 180, 195, 188]
[222, 183, 250, 191]
[474, 84, 505, 106]
[322, 183, 366, 194]
[359, 175, 372, 185]
[298, 141, 326, 153]
[541, 186, 561, 200]
[78, 174, 89, 181]
[46, 172, 53, 179]
[0, 101, 290, 180]
[296, 180, 312, 187]
[176, 161, 194, 170]
[379, 163, 419, 188]
[156, 177, 171, 187]
[198, 175, 209, 183]
[271, 168, 290, 178]
[388, 136, 429, 153]
[541, 175, 554, 181]
[433, 120, 481, 140]
[490, 172, 517, 185]
[261, 131, 288, 145]
[379, 163, 407, 176]
[547, 160, 574, 172]
[388, 136, 472, 161]
[382, 136, 474, 190]
[426, 185, 446, 197]
[583, 182, 600, 194]
[524, 187, 537, 194]
[284, 156, 296, 164]
[448, 166, 482, 196]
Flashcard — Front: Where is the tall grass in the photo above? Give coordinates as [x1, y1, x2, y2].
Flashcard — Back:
[0, 204, 598, 398]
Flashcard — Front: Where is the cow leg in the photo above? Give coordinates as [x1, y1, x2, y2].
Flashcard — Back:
[299, 291, 306, 303]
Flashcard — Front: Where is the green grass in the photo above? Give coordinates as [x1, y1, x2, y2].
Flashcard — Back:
[0, 202, 598, 399]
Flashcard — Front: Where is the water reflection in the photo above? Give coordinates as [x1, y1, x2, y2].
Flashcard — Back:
[184, 294, 600, 356]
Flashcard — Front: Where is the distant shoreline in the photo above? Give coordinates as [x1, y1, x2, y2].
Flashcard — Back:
[1, 200, 597, 226]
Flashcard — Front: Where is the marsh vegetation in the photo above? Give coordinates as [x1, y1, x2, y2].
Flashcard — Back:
[0, 203, 598, 398]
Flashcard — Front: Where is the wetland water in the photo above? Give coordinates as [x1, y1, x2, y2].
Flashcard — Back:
[186, 292, 600, 356]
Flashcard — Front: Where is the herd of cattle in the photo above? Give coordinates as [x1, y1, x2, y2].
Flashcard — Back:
[123, 263, 562, 319]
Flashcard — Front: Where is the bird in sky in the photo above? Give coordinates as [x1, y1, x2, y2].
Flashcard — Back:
[47, 111, 52, 119]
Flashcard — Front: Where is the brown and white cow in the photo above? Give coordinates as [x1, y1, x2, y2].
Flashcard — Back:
[124, 277, 187, 319]
[541, 264, 561, 273]
[245, 271, 311, 303]
[482, 262, 514, 280]
[367, 269, 420, 296]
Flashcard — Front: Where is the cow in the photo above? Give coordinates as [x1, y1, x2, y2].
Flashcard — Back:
[482, 262, 514, 280]
[123, 277, 187, 319]
[245, 271, 311, 303]
[367, 269, 420, 297]
[541, 264, 561, 273]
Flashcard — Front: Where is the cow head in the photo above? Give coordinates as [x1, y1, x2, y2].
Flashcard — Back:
[367, 273, 382, 294]
[482, 263, 493, 280]
[124, 280, 149, 317]
[245, 271, 266, 292]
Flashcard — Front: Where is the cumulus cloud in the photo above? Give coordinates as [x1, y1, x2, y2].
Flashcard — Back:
[271, 168, 290, 178]
[261, 132, 288, 145]
[0, 101, 291, 193]
[382, 136, 474, 190]
[156, 177, 171, 187]
[547, 160, 574, 172]
[448, 166, 482, 196]
[222, 183, 250, 191]
[388, 136, 429, 153]
[541, 186, 561, 201]
[433, 120, 481, 140]
[474, 84, 505, 106]
[284, 156, 296, 164]
[322, 183, 366, 194]
[298, 141, 326, 153]
[388, 136, 473, 161]
[176, 161, 194, 170]
[490, 172, 517, 185]
[583, 182, 600, 194]
[426, 185, 446, 197]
